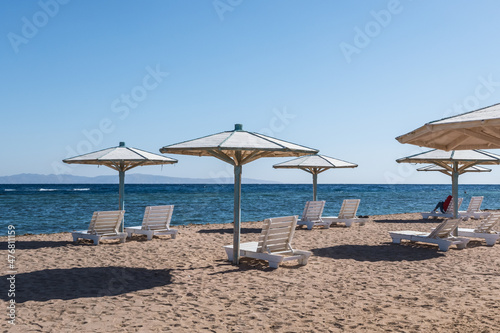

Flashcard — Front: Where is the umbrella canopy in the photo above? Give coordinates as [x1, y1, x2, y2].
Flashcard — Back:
[63, 142, 178, 230]
[160, 124, 318, 265]
[396, 149, 500, 217]
[417, 164, 491, 174]
[396, 103, 500, 150]
[273, 154, 357, 201]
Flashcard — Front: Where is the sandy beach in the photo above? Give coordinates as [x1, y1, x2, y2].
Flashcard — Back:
[2, 213, 500, 332]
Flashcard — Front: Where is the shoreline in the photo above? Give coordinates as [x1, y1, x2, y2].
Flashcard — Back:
[1, 212, 499, 332]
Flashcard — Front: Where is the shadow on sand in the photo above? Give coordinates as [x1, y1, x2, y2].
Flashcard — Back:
[372, 218, 439, 224]
[1, 266, 172, 303]
[0, 240, 74, 250]
[197, 227, 262, 234]
[312, 244, 445, 262]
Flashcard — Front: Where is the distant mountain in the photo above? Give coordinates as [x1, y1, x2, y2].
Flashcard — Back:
[0, 173, 280, 184]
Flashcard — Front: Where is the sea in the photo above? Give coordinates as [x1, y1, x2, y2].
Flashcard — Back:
[2, 184, 500, 236]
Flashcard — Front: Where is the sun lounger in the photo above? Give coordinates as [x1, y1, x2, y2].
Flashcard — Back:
[72, 210, 126, 245]
[458, 196, 490, 220]
[125, 205, 177, 240]
[421, 198, 463, 219]
[322, 199, 367, 227]
[223, 215, 312, 268]
[389, 219, 470, 251]
[297, 200, 327, 230]
[457, 211, 500, 246]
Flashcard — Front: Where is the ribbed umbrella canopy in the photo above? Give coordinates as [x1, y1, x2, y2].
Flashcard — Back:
[396, 103, 500, 150]
[273, 154, 357, 200]
[397, 149, 500, 218]
[417, 164, 491, 174]
[160, 124, 318, 265]
[63, 142, 178, 231]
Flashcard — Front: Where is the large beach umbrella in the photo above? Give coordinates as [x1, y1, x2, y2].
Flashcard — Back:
[160, 124, 318, 265]
[63, 142, 178, 231]
[396, 149, 500, 218]
[396, 103, 500, 151]
[273, 154, 357, 201]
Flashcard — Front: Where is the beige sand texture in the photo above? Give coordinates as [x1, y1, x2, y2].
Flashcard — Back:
[2, 213, 500, 332]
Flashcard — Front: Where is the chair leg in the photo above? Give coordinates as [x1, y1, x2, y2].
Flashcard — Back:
[268, 261, 280, 269]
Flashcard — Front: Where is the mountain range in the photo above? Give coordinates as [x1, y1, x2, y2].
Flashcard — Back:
[0, 173, 279, 184]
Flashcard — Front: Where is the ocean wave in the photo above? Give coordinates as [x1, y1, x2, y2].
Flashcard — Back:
[39, 188, 57, 192]
[73, 188, 90, 191]
[4, 189, 16, 191]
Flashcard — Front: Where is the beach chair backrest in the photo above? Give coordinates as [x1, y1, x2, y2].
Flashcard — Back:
[475, 211, 500, 233]
[257, 216, 298, 254]
[88, 210, 125, 236]
[467, 196, 483, 213]
[338, 199, 360, 219]
[302, 201, 325, 221]
[428, 219, 460, 239]
[141, 205, 174, 231]
[445, 198, 463, 213]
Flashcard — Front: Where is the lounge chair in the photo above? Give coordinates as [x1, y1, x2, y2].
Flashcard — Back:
[389, 219, 470, 251]
[223, 215, 312, 269]
[322, 199, 367, 227]
[72, 210, 126, 245]
[125, 205, 177, 240]
[457, 211, 500, 246]
[421, 198, 463, 219]
[458, 196, 490, 220]
[297, 200, 327, 230]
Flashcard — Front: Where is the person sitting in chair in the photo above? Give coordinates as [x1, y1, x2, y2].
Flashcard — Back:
[432, 195, 452, 213]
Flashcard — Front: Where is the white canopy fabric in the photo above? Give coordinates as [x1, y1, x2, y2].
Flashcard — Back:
[160, 124, 318, 265]
[396, 103, 500, 150]
[396, 149, 500, 218]
[417, 164, 491, 174]
[64, 143, 177, 170]
[273, 154, 357, 200]
[63, 142, 178, 230]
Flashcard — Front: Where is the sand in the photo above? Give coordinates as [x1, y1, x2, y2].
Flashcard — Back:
[1, 213, 500, 332]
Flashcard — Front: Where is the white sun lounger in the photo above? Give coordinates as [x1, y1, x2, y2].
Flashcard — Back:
[297, 200, 327, 230]
[223, 215, 312, 269]
[72, 210, 126, 245]
[389, 219, 470, 251]
[322, 199, 367, 227]
[457, 211, 500, 246]
[125, 205, 177, 240]
[421, 198, 463, 219]
[458, 196, 490, 220]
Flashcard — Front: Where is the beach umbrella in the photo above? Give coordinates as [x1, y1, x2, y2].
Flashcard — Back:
[396, 103, 500, 151]
[160, 124, 318, 265]
[273, 154, 357, 201]
[396, 149, 500, 218]
[63, 142, 178, 231]
[396, 103, 500, 220]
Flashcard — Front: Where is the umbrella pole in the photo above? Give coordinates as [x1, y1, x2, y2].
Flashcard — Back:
[312, 173, 318, 201]
[452, 162, 459, 232]
[119, 169, 125, 232]
[233, 165, 242, 265]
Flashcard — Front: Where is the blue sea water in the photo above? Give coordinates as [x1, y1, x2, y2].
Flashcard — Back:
[2, 183, 500, 236]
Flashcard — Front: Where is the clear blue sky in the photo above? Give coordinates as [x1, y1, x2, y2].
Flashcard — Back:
[2, 0, 500, 184]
